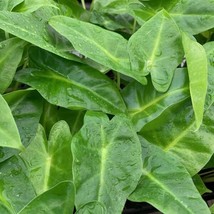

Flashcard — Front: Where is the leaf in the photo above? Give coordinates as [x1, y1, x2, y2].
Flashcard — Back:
[72, 112, 142, 213]
[0, 89, 43, 163]
[20, 121, 72, 195]
[0, 8, 80, 61]
[129, 136, 210, 214]
[0, 94, 24, 150]
[128, 9, 183, 92]
[0, 0, 23, 11]
[122, 68, 190, 131]
[170, 0, 214, 35]
[76, 202, 107, 214]
[18, 181, 75, 214]
[15, 66, 126, 115]
[14, 0, 58, 13]
[141, 100, 214, 176]
[0, 37, 26, 94]
[182, 33, 208, 130]
[204, 41, 214, 108]
[0, 156, 36, 213]
[49, 15, 147, 85]
[192, 174, 211, 195]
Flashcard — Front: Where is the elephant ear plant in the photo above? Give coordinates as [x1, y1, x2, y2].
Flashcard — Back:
[0, 0, 214, 213]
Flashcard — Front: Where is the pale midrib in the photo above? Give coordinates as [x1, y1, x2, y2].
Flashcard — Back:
[147, 19, 164, 66]
[31, 71, 122, 112]
[97, 125, 108, 201]
[164, 121, 195, 152]
[53, 20, 129, 64]
[130, 87, 189, 117]
[42, 155, 52, 193]
[143, 169, 195, 214]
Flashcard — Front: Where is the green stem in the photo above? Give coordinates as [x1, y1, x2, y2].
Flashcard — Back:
[116, 72, 121, 90]
[81, 0, 86, 9]
[132, 19, 137, 34]
[5, 32, 9, 40]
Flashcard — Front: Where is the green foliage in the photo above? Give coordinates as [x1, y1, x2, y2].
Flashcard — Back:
[0, 0, 214, 213]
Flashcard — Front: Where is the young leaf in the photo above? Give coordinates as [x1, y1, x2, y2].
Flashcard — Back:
[141, 100, 214, 176]
[0, 94, 24, 150]
[182, 33, 208, 130]
[129, 137, 210, 214]
[122, 68, 190, 131]
[0, 37, 26, 94]
[18, 181, 75, 214]
[20, 121, 73, 195]
[49, 15, 147, 85]
[128, 9, 183, 92]
[0, 8, 79, 61]
[15, 67, 126, 115]
[72, 112, 142, 213]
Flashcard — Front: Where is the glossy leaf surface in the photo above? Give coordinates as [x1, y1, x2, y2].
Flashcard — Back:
[128, 10, 183, 92]
[18, 181, 75, 214]
[182, 33, 208, 129]
[0, 0, 23, 11]
[204, 42, 214, 108]
[0, 94, 24, 150]
[72, 112, 142, 213]
[0, 90, 43, 163]
[76, 202, 107, 214]
[15, 66, 126, 114]
[122, 68, 190, 131]
[0, 8, 79, 61]
[20, 121, 72, 195]
[0, 156, 36, 213]
[49, 15, 147, 85]
[0, 37, 26, 94]
[141, 100, 214, 176]
[129, 137, 210, 214]
[170, 0, 214, 35]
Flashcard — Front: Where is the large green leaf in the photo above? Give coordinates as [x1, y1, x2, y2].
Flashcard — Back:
[182, 33, 208, 130]
[0, 37, 26, 94]
[18, 181, 75, 214]
[0, 0, 23, 11]
[122, 68, 190, 131]
[72, 111, 142, 213]
[0, 8, 79, 61]
[0, 89, 43, 163]
[170, 0, 214, 35]
[141, 100, 214, 176]
[20, 121, 72, 195]
[0, 156, 36, 213]
[15, 66, 126, 114]
[49, 15, 147, 85]
[0, 94, 24, 150]
[129, 136, 210, 214]
[204, 41, 214, 108]
[128, 9, 183, 92]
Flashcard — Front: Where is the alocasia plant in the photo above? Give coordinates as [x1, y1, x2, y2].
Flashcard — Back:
[0, 0, 214, 213]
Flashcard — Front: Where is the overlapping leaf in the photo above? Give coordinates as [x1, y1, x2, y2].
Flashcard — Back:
[141, 100, 214, 176]
[49, 15, 147, 85]
[0, 8, 79, 61]
[122, 68, 190, 131]
[0, 0, 23, 11]
[15, 64, 126, 114]
[128, 10, 183, 92]
[182, 33, 208, 129]
[72, 112, 142, 214]
[0, 37, 26, 94]
[129, 137, 210, 214]
[0, 94, 24, 150]
[18, 181, 74, 214]
[20, 121, 72, 195]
